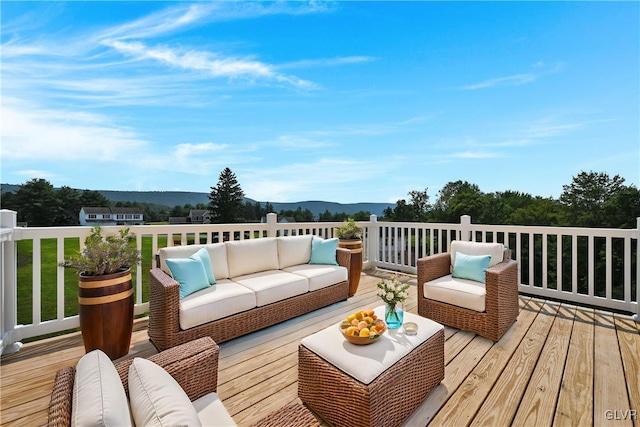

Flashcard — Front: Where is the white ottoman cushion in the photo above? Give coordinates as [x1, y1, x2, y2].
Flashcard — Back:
[72, 349, 132, 427]
[424, 274, 486, 312]
[301, 307, 443, 385]
[233, 270, 308, 307]
[179, 279, 256, 329]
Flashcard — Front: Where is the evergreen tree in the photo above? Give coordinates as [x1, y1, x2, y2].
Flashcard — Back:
[208, 168, 245, 223]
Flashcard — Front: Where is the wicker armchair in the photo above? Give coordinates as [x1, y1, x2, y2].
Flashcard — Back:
[48, 337, 221, 427]
[417, 241, 519, 342]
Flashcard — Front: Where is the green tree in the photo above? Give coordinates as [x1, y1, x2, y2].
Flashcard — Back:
[12, 178, 59, 226]
[54, 186, 81, 225]
[208, 168, 245, 223]
[560, 171, 627, 227]
[408, 188, 430, 222]
[79, 189, 111, 208]
[431, 180, 485, 223]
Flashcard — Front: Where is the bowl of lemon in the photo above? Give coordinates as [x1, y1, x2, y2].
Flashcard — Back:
[339, 308, 387, 345]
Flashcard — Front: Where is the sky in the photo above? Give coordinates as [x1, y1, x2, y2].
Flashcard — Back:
[1, 1, 638, 204]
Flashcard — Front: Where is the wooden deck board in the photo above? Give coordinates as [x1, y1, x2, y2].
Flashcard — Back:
[1, 270, 638, 427]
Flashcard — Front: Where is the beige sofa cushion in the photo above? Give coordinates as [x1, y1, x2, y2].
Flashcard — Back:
[283, 264, 348, 292]
[128, 358, 202, 427]
[233, 270, 308, 307]
[192, 392, 237, 426]
[159, 243, 229, 280]
[277, 235, 312, 268]
[227, 238, 279, 278]
[179, 279, 257, 329]
[72, 349, 132, 427]
[423, 275, 486, 312]
[450, 241, 504, 268]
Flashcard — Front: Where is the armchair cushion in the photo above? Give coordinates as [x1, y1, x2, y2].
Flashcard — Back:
[128, 357, 202, 427]
[192, 392, 237, 426]
[423, 275, 486, 312]
[72, 349, 132, 427]
[450, 241, 505, 268]
[452, 252, 491, 283]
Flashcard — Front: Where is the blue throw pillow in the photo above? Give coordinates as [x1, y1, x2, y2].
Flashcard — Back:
[165, 257, 211, 299]
[452, 252, 491, 283]
[192, 247, 216, 285]
[309, 236, 338, 265]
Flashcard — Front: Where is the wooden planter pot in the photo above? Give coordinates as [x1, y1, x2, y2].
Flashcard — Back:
[338, 239, 363, 297]
[78, 268, 134, 360]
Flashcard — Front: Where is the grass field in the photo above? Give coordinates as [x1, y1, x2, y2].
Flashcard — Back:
[16, 235, 169, 326]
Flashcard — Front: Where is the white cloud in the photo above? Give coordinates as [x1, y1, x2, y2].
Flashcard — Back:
[463, 73, 537, 90]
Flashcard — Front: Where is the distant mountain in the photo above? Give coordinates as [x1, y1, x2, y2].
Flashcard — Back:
[1, 184, 394, 217]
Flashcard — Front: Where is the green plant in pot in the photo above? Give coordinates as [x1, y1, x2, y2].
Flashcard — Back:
[61, 226, 141, 359]
[335, 218, 363, 297]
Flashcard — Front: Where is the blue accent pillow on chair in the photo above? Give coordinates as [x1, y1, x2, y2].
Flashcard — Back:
[309, 236, 338, 265]
[165, 256, 211, 299]
[452, 252, 491, 283]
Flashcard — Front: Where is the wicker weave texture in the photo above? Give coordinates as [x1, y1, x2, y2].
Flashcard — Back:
[298, 329, 444, 427]
[149, 247, 351, 351]
[417, 251, 519, 342]
[47, 337, 219, 427]
[251, 402, 320, 427]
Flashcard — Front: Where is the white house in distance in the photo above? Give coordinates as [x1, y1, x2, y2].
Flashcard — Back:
[79, 207, 144, 226]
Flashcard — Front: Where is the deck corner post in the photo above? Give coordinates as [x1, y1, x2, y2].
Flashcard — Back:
[0, 209, 22, 355]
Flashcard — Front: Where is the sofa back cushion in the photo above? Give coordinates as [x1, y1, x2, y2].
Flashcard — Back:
[277, 235, 313, 269]
[72, 349, 132, 427]
[226, 238, 279, 278]
[159, 243, 229, 280]
[128, 358, 202, 427]
[450, 241, 505, 268]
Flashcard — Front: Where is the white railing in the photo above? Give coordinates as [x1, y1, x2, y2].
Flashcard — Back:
[1, 210, 638, 354]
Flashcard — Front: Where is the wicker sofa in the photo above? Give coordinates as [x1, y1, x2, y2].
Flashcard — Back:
[149, 235, 351, 351]
[417, 241, 519, 342]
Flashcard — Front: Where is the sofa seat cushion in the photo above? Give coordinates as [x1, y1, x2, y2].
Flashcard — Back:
[192, 392, 237, 426]
[159, 243, 229, 280]
[179, 279, 257, 330]
[283, 264, 348, 292]
[278, 235, 312, 268]
[423, 274, 486, 312]
[72, 349, 132, 427]
[233, 270, 308, 307]
[227, 238, 279, 277]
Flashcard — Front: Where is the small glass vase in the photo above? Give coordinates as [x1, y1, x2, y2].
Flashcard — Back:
[385, 302, 404, 329]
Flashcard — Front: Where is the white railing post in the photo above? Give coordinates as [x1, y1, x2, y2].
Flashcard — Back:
[633, 217, 640, 323]
[0, 209, 22, 355]
[366, 215, 379, 268]
[460, 215, 471, 241]
[266, 213, 278, 237]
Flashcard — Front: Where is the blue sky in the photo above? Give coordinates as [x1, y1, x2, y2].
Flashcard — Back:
[1, 1, 638, 204]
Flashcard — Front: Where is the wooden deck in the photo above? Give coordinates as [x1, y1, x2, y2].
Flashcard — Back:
[1, 270, 639, 427]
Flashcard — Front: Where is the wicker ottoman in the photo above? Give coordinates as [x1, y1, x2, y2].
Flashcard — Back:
[298, 307, 444, 427]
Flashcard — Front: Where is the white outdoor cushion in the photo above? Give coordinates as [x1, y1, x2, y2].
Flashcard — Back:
[72, 349, 132, 427]
[423, 274, 486, 312]
[233, 270, 308, 307]
[179, 279, 256, 329]
[277, 235, 313, 268]
[283, 264, 347, 292]
[128, 358, 202, 427]
[226, 238, 279, 278]
[450, 241, 504, 268]
[301, 307, 443, 385]
[159, 243, 230, 280]
[192, 392, 237, 426]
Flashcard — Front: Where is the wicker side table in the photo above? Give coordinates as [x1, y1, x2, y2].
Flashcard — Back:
[298, 308, 444, 427]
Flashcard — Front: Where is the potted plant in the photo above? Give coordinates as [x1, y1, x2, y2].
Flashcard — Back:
[335, 218, 364, 297]
[61, 226, 141, 360]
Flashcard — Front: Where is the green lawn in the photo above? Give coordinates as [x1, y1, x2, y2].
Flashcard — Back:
[16, 235, 168, 326]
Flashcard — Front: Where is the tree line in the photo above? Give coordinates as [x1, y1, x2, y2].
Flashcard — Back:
[2, 170, 638, 228]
